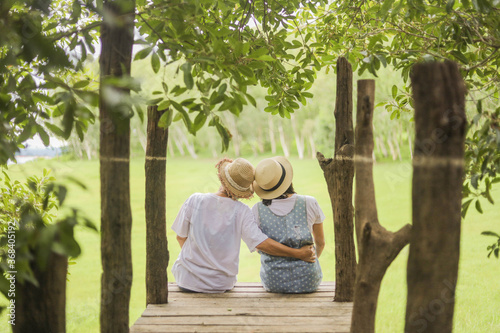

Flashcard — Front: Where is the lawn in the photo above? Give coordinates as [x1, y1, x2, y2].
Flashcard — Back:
[1, 155, 499, 332]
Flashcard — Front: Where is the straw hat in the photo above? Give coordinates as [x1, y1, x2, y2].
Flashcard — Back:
[216, 158, 255, 199]
[253, 156, 293, 200]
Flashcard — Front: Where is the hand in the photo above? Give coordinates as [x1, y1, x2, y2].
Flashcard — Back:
[297, 245, 316, 263]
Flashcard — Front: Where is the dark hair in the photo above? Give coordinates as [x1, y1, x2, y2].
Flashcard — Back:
[262, 184, 296, 206]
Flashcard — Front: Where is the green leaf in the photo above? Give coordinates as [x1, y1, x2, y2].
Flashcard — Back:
[257, 55, 275, 62]
[245, 93, 257, 108]
[476, 99, 482, 114]
[181, 62, 194, 89]
[450, 50, 469, 64]
[248, 48, 268, 58]
[392, 85, 398, 99]
[158, 109, 173, 128]
[134, 46, 153, 61]
[151, 52, 160, 74]
[73, 80, 90, 89]
[147, 98, 163, 106]
[193, 113, 207, 133]
[380, 0, 396, 18]
[475, 199, 483, 214]
[461, 198, 473, 218]
[45, 123, 65, 137]
[446, 0, 455, 12]
[37, 126, 50, 147]
[481, 231, 500, 238]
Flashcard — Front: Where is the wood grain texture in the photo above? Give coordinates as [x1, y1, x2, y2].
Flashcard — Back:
[405, 61, 466, 333]
[145, 105, 169, 305]
[316, 56, 357, 302]
[131, 282, 352, 333]
[350, 80, 412, 333]
[99, 1, 136, 332]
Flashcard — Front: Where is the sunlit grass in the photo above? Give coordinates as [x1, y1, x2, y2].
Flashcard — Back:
[1, 156, 499, 332]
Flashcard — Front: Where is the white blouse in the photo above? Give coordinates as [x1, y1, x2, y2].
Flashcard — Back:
[171, 193, 268, 293]
[251, 194, 325, 233]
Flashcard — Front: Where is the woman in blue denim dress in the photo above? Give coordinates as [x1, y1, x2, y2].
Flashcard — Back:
[252, 156, 325, 293]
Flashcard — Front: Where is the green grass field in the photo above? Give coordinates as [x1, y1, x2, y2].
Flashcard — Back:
[1, 156, 499, 332]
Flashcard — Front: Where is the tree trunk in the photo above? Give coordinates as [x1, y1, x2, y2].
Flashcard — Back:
[172, 127, 186, 156]
[278, 121, 289, 157]
[309, 135, 316, 159]
[99, 1, 135, 332]
[316, 57, 356, 302]
[145, 106, 170, 305]
[350, 79, 412, 333]
[405, 61, 466, 333]
[408, 127, 413, 160]
[291, 115, 305, 159]
[268, 115, 276, 154]
[14, 253, 67, 333]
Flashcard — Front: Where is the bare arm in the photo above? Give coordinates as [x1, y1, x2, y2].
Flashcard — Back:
[256, 238, 316, 263]
[177, 235, 187, 248]
[312, 223, 325, 258]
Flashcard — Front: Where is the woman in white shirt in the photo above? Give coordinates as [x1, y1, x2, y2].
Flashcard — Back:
[252, 156, 325, 293]
[171, 157, 316, 293]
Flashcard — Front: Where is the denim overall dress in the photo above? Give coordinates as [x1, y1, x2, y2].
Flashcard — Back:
[258, 195, 322, 293]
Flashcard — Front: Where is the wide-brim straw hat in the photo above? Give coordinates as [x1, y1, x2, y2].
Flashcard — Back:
[253, 156, 293, 200]
[216, 158, 255, 199]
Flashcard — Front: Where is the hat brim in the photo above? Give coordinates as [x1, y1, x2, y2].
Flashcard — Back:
[253, 156, 293, 200]
[217, 160, 254, 199]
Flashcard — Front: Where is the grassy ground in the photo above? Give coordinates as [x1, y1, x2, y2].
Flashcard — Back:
[1, 155, 499, 332]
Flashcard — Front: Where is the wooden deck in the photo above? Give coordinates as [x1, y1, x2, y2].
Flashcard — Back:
[130, 282, 352, 332]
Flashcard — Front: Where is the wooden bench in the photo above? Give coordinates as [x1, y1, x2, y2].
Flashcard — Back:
[130, 282, 352, 332]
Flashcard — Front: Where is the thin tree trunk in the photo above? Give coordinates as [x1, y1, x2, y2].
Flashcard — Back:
[291, 115, 305, 159]
[408, 127, 413, 159]
[387, 137, 397, 160]
[393, 132, 402, 161]
[309, 135, 316, 159]
[145, 106, 169, 305]
[350, 79, 412, 333]
[172, 127, 185, 156]
[278, 121, 289, 157]
[14, 253, 67, 333]
[168, 138, 175, 157]
[99, 1, 135, 332]
[317, 57, 357, 302]
[257, 127, 264, 154]
[376, 136, 388, 157]
[268, 115, 276, 154]
[405, 61, 466, 333]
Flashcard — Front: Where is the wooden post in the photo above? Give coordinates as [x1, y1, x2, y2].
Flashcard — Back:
[99, 1, 135, 332]
[317, 57, 356, 302]
[405, 61, 466, 333]
[145, 105, 169, 304]
[14, 253, 67, 333]
[350, 79, 412, 333]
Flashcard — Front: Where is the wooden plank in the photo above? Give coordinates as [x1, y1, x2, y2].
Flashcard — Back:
[134, 315, 348, 326]
[142, 306, 353, 317]
[131, 282, 352, 333]
[131, 324, 350, 333]
[148, 300, 352, 309]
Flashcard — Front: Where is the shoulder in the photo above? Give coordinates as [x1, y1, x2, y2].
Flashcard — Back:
[184, 193, 208, 205]
[235, 199, 252, 212]
[301, 195, 319, 205]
